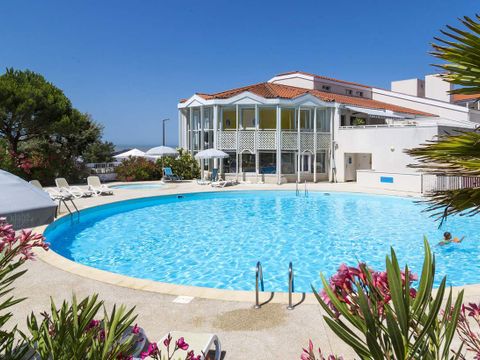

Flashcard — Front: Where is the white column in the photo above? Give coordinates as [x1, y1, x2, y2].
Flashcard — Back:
[313, 107, 317, 183]
[255, 104, 259, 180]
[297, 107, 301, 183]
[200, 106, 204, 151]
[189, 107, 193, 155]
[235, 104, 239, 181]
[330, 106, 340, 182]
[276, 106, 282, 185]
[213, 105, 219, 170]
[178, 109, 182, 148]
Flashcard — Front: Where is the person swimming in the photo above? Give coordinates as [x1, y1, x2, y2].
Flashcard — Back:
[438, 231, 465, 246]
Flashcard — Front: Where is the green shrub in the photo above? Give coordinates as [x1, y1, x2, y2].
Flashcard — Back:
[27, 294, 140, 359]
[313, 239, 464, 359]
[115, 157, 161, 182]
[158, 148, 200, 180]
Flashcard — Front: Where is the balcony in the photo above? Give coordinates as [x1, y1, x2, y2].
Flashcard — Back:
[217, 130, 330, 152]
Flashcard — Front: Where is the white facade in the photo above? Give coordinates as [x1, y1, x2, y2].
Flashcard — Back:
[178, 71, 479, 190]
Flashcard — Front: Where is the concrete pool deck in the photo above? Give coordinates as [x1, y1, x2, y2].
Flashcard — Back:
[12, 181, 477, 359]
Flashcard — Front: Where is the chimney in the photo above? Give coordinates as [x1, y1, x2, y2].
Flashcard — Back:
[424, 74, 453, 102]
[391, 78, 425, 97]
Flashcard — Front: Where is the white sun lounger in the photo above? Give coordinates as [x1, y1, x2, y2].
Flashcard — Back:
[158, 331, 221, 360]
[30, 180, 72, 201]
[87, 176, 113, 196]
[211, 179, 237, 188]
[55, 177, 93, 198]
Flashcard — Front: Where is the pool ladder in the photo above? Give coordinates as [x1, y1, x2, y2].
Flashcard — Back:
[295, 180, 308, 197]
[254, 261, 305, 310]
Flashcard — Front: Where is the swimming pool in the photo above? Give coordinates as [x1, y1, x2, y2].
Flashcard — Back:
[109, 183, 164, 190]
[45, 191, 480, 293]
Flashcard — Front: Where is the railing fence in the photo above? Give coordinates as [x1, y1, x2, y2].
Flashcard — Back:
[422, 174, 480, 193]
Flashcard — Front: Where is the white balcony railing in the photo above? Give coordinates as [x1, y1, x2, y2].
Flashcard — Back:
[217, 130, 330, 152]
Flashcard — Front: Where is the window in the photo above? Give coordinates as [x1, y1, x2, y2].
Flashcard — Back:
[281, 108, 295, 130]
[316, 109, 330, 132]
[345, 89, 353, 95]
[300, 109, 312, 130]
[281, 152, 295, 174]
[203, 107, 212, 129]
[321, 85, 331, 91]
[241, 108, 255, 129]
[259, 108, 276, 129]
[356, 91, 364, 97]
[316, 151, 327, 173]
[223, 152, 237, 173]
[259, 152, 276, 174]
[340, 115, 347, 126]
[241, 152, 256, 172]
[222, 108, 236, 129]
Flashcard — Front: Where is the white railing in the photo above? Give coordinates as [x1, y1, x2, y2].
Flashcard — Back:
[217, 130, 331, 152]
[422, 174, 480, 193]
[340, 124, 421, 129]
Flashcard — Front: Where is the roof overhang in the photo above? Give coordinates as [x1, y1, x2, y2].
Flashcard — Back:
[178, 91, 335, 109]
[343, 105, 411, 119]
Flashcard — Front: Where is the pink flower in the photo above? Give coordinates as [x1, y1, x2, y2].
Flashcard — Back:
[186, 350, 201, 360]
[140, 342, 159, 359]
[176, 337, 189, 351]
[466, 303, 480, 319]
[86, 319, 100, 331]
[163, 333, 172, 347]
[132, 324, 140, 334]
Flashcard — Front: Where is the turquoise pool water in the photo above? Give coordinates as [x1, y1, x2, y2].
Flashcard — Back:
[45, 191, 480, 292]
[109, 183, 164, 190]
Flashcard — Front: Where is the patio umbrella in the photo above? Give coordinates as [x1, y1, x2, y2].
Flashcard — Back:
[145, 146, 178, 157]
[113, 148, 145, 161]
[195, 149, 229, 180]
[194, 149, 229, 159]
[0, 170, 56, 230]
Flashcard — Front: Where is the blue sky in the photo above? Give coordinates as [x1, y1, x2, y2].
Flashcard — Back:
[0, 0, 476, 147]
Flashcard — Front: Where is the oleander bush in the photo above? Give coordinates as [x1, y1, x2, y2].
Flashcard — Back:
[305, 239, 466, 360]
[115, 156, 162, 181]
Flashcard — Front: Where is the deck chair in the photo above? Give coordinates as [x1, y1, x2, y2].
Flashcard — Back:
[211, 176, 237, 188]
[159, 331, 221, 360]
[30, 180, 79, 217]
[162, 167, 181, 182]
[87, 176, 113, 196]
[196, 168, 219, 185]
[55, 177, 93, 198]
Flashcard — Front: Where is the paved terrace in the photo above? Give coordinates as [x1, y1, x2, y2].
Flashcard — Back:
[11, 181, 475, 359]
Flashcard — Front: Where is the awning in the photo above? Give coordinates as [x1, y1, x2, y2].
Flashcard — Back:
[0, 170, 57, 229]
[344, 105, 407, 119]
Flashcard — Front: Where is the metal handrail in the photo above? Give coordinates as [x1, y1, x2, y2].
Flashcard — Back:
[304, 179, 308, 197]
[287, 262, 295, 310]
[295, 181, 299, 196]
[254, 261, 265, 309]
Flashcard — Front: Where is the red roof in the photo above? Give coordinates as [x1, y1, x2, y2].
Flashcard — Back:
[452, 93, 480, 102]
[183, 82, 433, 116]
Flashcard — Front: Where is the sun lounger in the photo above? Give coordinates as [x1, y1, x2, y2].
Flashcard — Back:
[163, 167, 181, 182]
[87, 176, 113, 196]
[211, 176, 237, 188]
[30, 180, 79, 216]
[55, 177, 93, 198]
[196, 168, 219, 185]
[158, 331, 221, 360]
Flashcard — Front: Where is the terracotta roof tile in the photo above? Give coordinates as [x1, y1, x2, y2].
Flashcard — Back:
[452, 93, 480, 102]
[189, 82, 433, 116]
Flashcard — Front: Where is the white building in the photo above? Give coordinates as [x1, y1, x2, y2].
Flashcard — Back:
[177, 71, 479, 191]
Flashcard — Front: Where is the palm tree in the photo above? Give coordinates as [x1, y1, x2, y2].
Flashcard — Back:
[406, 15, 480, 221]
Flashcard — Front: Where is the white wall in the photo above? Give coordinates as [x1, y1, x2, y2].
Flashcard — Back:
[425, 74, 452, 102]
[372, 88, 471, 122]
[269, 75, 315, 89]
[391, 78, 425, 97]
[334, 126, 439, 182]
[357, 170, 423, 192]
